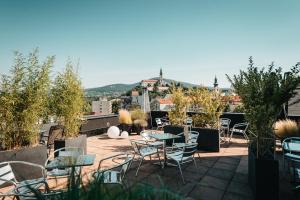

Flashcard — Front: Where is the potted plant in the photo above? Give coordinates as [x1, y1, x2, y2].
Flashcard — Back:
[50, 62, 86, 153]
[118, 109, 132, 134]
[0, 49, 52, 178]
[188, 87, 225, 152]
[130, 108, 148, 134]
[227, 57, 300, 200]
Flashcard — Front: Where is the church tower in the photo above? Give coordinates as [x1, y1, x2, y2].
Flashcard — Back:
[213, 76, 219, 92]
[159, 68, 163, 86]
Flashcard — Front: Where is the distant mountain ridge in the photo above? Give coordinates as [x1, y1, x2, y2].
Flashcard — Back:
[84, 78, 222, 97]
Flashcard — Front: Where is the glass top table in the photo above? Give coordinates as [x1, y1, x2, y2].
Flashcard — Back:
[148, 133, 181, 168]
[45, 154, 96, 170]
[148, 133, 180, 140]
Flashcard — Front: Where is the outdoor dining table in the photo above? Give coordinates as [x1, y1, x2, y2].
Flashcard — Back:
[45, 154, 96, 186]
[148, 133, 180, 168]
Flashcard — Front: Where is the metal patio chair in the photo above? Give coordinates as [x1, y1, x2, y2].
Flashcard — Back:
[45, 147, 84, 179]
[282, 137, 300, 172]
[228, 122, 249, 143]
[93, 153, 133, 186]
[140, 130, 163, 147]
[45, 125, 65, 155]
[172, 131, 200, 158]
[130, 139, 162, 176]
[219, 118, 231, 143]
[166, 143, 198, 184]
[0, 161, 49, 198]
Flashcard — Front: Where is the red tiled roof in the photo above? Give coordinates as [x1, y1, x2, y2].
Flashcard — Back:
[141, 80, 158, 82]
[159, 98, 173, 104]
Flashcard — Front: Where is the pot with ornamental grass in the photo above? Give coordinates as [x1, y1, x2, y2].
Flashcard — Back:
[118, 109, 132, 134]
[50, 62, 87, 153]
[0, 50, 52, 179]
[130, 108, 148, 134]
[227, 57, 300, 200]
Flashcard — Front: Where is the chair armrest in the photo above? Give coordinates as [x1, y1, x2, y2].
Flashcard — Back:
[0, 178, 17, 186]
[15, 179, 49, 194]
[98, 153, 127, 170]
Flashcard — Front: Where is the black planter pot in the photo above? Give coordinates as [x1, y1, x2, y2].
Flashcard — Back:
[119, 124, 132, 134]
[248, 148, 279, 200]
[163, 125, 220, 152]
[132, 124, 144, 135]
[54, 134, 87, 156]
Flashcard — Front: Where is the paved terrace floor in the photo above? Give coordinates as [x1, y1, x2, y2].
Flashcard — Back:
[85, 134, 252, 200]
[1, 133, 300, 200]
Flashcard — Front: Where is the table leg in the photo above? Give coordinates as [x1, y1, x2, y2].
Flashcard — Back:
[162, 140, 166, 168]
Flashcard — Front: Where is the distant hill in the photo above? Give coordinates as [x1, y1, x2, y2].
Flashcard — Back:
[84, 78, 226, 97]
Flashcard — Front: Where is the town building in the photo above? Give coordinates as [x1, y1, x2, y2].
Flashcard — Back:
[92, 98, 112, 115]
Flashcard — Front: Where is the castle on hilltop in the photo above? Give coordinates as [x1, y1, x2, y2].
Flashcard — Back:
[140, 68, 168, 91]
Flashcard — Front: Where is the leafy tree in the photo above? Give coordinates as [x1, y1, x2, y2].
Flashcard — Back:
[50, 62, 85, 137]
[227, 57, 300, 158]
[189, 88, 225, 128]
[0, 49, 53, 149]
[168, 87, 188, 125]
[111, 100, 121, 114]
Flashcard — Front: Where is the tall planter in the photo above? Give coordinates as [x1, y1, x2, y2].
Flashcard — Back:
[163, 125, 220, 152]
[54, 134, 87, 155]
[0, 145, 47, 182]
[248, 147, 279, 200]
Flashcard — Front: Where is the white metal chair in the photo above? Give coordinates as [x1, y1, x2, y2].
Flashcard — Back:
[0, 161, 49, 198]
[228, 123, 249, 143]
[93, 153, 133, 185]
[155, 118, 164, 130]
[282, 137, 300, 172]
[173, 131, 200, 158]
[140, 130, 163, 147]
[130, 140, 162, 176]
[166, 143, 198, 183]
[45, 147, 84, 178]
[219, 118, 231, 143]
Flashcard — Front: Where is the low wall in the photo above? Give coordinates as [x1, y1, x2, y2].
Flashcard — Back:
[0, 145, 47, 183]
[80, 114, 119, 136]
[150, 111, 245, 128]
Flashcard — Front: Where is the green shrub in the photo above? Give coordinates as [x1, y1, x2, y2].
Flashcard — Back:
[227, 57, 300, 158]
[274, 119, 300, 139]
[0, 49, 53, 149]
[168, 87, 188, 125]
[50, 62, 85, 137]
[189, 88, 224, 128]
[130, 109, 148, 127]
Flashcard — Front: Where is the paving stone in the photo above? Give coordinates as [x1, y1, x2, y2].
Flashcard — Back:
[213, 161, 237, 172]
[189, 185, 224, 200]
[207, 168, 234, 181]
[227, 181, 253, 198]
[198, 175, 229, 190]
[218, 156, 241, 165]
[223, 191, 254, 200]
[232, 173, 248, 184]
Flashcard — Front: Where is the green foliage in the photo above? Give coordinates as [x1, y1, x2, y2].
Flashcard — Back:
[0, 49, 53, 149]
[232, 104, 245, 113]
[189, 88, 225, 128]
[227, 57, 300, 158]
[111, 100, 121, 114]
[168, 87, 188, 125]
[130, 108, 148, 127]
[50, 62, 85, 137]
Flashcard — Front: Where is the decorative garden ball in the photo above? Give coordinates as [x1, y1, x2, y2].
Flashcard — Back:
[120, 131, 129, 138]
[107, 126, 120, 138]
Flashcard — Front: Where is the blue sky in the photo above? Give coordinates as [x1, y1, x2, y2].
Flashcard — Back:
[0, 0, 300, 88]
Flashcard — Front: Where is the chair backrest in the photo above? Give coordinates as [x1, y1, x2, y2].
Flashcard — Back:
[140, 130, 151, 141]
[130, 140, 141, 155]
[47, 125, 64, 148]
[185, 118, 193, 126]
[155, 118, 162, 126]
[232, 123, 248, 132]
[182, 144, 198, 159]
[187, 131, 199, 143]
[120, 155, 133, 180]
[220, 118, 231, 128]
[0, 162, 16, 187]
